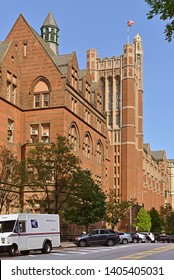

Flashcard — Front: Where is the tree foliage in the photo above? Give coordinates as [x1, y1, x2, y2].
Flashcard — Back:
[63, 169, 106, 232]
[145, 0, 174, 41]
[0, 146, 19, 213]
[134, 207, 151, 231]
[105, 189, 130, 229]
[159, 203, 174, 233]
[148, 207, 162, 232]
[26, 135, 80, 213]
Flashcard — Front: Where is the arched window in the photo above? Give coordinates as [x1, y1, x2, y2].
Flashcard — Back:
[83, 132, 92, 158]
[31, 78, 51, 108]
[95, 140, 103, 164]
[68, 123, 79, 151]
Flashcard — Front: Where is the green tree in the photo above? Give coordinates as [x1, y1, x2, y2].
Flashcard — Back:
[148, 207, 162, 232]
[63, 169, 106, 232]
[105, 189, 130, 229]
[0, 146, 20, 213]
[160, 203, 174, 233]
[168, 211, 174, 234]
[25, 135, 80, 213]
[145, 0, 174, 41]
[134, 207, 151, 231]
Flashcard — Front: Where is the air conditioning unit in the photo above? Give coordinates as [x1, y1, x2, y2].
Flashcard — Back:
[31, 130, 38, 135]
[42, 132, 49, 137]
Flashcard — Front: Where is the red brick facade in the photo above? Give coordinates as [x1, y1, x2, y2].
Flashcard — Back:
[0, 13, 172, 220]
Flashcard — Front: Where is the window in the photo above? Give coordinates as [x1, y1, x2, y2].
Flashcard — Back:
[71, 67, 78, 89]
[71, 97, 77, 113]
[41, 124, 50, 143]
[108, 77, 113, 111]
[83, 133, 92, 158]
[33, 79, 50, 108]
[69, 123, 79, 151]
[95, 141, 103, 164]
[34, 94, 40, 108]
[6, 71, 17, 104]
[100, 78, 105, 111]
[85, 109, 90, 124]
[86, 81, 91, 102]
[7, 119, 14, 142]
[30, 125, 39, 143]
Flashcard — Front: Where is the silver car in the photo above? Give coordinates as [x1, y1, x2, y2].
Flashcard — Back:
[117, 232, 132, 244]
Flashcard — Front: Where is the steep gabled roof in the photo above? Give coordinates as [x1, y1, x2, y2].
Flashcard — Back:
[0, 42, 11, 65]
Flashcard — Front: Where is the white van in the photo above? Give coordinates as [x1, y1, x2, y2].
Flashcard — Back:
[0, 213, 61, 256]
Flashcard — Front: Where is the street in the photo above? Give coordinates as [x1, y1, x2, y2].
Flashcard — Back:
[1, 243, 174, 260]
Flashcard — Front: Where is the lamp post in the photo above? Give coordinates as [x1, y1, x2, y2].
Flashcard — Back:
[129, 205, 132, 232]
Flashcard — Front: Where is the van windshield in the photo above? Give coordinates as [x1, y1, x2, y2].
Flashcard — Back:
[0, 220, 16, 233]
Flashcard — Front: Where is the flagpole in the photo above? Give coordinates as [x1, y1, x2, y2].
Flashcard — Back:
[127, 20, 134, 44]
[127, 25, 130, 44]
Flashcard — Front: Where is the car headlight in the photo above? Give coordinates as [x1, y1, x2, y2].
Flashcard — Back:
[1, 238, 5, 244]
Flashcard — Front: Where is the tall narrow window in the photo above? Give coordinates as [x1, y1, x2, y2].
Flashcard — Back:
[69, 123, 79, 151]
[23, 43, 27, 57]
[95, 140, 103, 164]
[83, 133, 92, 158]
[108, 77, 113, 111]
[30, 125, 39, 143]
[7, 119, 14, 143]
[41, 124, 50, 143]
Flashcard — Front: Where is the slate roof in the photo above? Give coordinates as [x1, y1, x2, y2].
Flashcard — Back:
[151, 150, 165, 162]
[0, 42, 10, 65]
[42, 12, 59, 28]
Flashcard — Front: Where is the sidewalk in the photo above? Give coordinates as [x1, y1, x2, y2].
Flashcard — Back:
[61, 241, 76, 248]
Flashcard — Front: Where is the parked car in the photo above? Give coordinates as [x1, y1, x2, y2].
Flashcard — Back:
[139, 232, 155, 242]
[159, 234, 171, 243]
[74, 229, 120, 247]
[153, 232, 161, 243]
[127, 232, 140, 243]
[169, 235, 174, 243]
[136, 232, 147, 243]
[117, 232, 132, 244]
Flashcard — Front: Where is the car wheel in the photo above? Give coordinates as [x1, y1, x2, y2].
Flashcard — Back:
[42, 241, 52, 254]
[138, 238, 142, 243]
[79, 240, 87, 247]
[133, 238, 138, 243]
[106, 239, 115, 246]
[122, 238, 128, 244]
[9, 245, 17, 256]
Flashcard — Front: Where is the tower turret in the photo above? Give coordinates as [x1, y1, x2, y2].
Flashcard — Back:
[41, 12, 60, 55]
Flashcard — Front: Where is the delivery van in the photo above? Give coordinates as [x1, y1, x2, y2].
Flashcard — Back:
[0, 213, 61, 256]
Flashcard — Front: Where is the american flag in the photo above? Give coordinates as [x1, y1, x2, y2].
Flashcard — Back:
[127, 20, 134, 27]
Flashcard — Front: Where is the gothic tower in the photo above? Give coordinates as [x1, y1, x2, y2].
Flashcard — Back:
[86, 34, 144, 204]
[41, 12, 60, 55]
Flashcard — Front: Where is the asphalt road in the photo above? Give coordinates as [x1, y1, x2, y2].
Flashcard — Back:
[1, 242, 174, 260]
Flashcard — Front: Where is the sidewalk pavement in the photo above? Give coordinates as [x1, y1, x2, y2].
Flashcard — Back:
[61, 241, 76, 248]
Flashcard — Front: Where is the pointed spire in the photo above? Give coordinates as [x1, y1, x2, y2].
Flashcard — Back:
[41, 12, 60, 55]
[42, 12, 59, 29]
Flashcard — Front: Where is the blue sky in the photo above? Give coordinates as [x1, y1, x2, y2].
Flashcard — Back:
[1, 0, 174, 158]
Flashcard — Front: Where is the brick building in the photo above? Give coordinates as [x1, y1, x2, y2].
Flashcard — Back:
[0, 13, 172, 219]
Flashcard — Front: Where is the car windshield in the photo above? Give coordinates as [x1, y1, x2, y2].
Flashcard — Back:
[0, 220, 16, 233]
